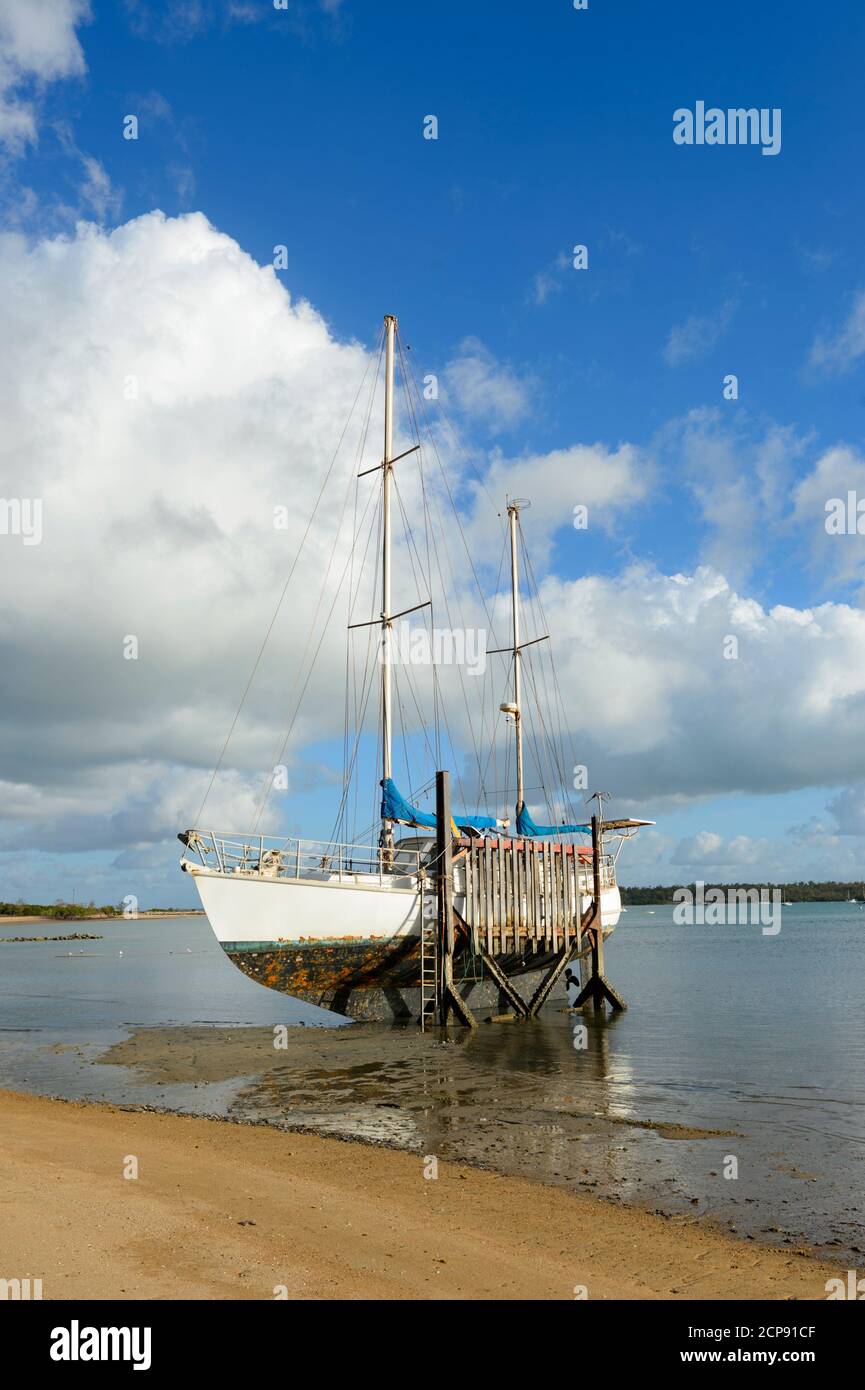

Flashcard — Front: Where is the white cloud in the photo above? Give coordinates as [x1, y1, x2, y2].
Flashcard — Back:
[663, 408, 811, 584]
[6, 212, 865, 898]
[809, 288, 865, 373]
[826, 785, 865, 836]
[54, 122, 121, 222]
[791, 443, 865, 592]
[123, 0, 208, 44]
[466, 440, 651, 566]
[530, 251, 570, 307]
[123, 0, 346, 44]
[671, 830, 766, 868]
[442, 337, 534, 432]
[0, 0, 90, 153]
[663, 285, 741, 366]
[529, 563, 865, 804]
[0, 211, 382, 852]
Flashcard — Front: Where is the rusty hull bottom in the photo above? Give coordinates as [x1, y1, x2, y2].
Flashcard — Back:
[222, 937, 569, 1022]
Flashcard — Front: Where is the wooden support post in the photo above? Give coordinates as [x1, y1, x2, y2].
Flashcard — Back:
[526, 936, 579, 1017]
[572, 814, 627, 1014]
[454, 907, 529, 1018]
[435, 770, 477, 1028]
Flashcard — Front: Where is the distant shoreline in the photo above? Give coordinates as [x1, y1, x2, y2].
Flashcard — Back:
[621, 882, 865, 906]
[0, 910, 204, 924]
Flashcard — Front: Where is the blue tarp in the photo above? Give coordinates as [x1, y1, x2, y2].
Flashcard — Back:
[516, 801, 590, 837]
[380, 778, 501, 833]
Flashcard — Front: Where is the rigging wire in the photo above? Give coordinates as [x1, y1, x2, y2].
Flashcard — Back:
[194, 327, 384, 827]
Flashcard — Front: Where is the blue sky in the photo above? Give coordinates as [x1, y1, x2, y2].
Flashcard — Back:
[4, 0, 865, 904]
[64, 0, 865, 597]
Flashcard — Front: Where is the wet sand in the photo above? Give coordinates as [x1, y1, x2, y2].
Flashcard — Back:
[0, 1088, 840, 1300]
[89, 1020, 865, 1265]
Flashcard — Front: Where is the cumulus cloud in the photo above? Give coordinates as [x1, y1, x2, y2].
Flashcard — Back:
[528, 564, 865, 805]
[0, 0, 90, 153]
[465, 440, 651, 565]
[6, 212, 865, 901]
[0, 212, 382, 856]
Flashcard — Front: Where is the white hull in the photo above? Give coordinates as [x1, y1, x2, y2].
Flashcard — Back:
[190, 865, 421, 945]
[187, 863, 622, 947]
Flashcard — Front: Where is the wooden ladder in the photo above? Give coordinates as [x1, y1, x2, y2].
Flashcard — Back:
[419, 880, 438, 1031]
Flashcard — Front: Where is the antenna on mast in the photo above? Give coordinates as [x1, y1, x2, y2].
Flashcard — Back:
[585, 790, 612, 833]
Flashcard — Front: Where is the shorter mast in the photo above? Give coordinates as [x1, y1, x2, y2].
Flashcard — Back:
[507, 500, 525, 818]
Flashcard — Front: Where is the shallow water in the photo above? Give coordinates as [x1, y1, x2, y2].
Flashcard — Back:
[1, 905, 863, 1262]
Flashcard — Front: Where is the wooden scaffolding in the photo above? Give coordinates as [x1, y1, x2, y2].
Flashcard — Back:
[433, 770, 626, 1027]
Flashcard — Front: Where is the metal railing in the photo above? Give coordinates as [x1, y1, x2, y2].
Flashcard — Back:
[181, 830, 423, 884]
[578, 854, 617, 891]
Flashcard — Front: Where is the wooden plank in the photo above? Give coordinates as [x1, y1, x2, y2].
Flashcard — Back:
[539, 842, 546, 948]
[532, 844, 541, 943]
[552, 846, 561, 953]
[517, 839, 525, 939]
[533, 845, 540, 952]
[499, 843, 508, 952]
[483, 841, 493, 953]
[506, 846, 515, 951]
[564, 850, 570, 940]
[467, 845, 475, 934]
[497, 843, 506, 954]
[562, 846, 572, 943]
[500, 844, 506, 954]
[550, 843, 557, 949]
[544, 842, 553, 950]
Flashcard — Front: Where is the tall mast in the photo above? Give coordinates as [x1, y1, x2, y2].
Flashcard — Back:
[380, 314, 396, 852]
[507, 500, 524, 816]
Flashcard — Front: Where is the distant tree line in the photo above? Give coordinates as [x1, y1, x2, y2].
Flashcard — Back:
[0, 900, 122, 919]
[620, 881, 865, 905]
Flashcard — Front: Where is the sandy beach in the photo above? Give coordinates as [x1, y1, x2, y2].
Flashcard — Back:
[0, 1088, 840, 1301]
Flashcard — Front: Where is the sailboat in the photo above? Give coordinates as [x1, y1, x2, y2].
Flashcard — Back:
[179, 315, 652, 1021]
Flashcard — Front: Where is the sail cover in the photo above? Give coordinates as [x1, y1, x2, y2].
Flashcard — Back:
[380, 779, 502, 834]
[516, 802, 590, 837]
